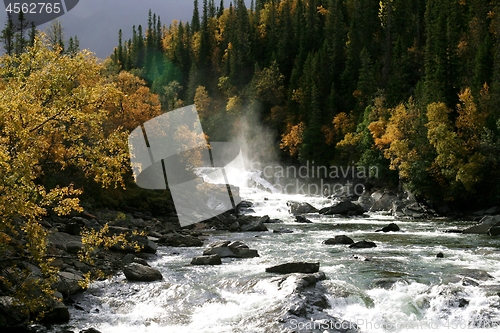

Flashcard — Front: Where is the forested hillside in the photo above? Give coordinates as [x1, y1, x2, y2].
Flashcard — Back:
[112, 0, 500, 207]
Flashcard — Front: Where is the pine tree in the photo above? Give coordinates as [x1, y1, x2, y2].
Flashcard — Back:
[192, 0, 201, 32]
[1, 14, 15, 55]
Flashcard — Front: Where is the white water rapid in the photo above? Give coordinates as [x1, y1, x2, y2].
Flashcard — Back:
[51, 177, 500, 333]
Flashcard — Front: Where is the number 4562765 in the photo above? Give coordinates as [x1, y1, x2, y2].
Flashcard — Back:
[6, 2, 62, 14]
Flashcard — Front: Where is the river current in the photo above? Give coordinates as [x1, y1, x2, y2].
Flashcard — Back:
[54, 186, 500, 333]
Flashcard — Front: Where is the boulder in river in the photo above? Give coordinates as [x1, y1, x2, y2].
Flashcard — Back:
[237, 216, 269, 232]
[203, 240, 259, 258]
[191, 254, 222, 265]
[463, 215, 500, 234]
[295, 215, 313, 223]
[319, 199, 365, 216]
[273, 272, 359, 333]
[54, 271, 85, 297]
[265, 262, 320, 274]
[376, 223, 400, 232]
[370, 191, 398, 212]
[349, 240, 377, 249]
[488, 224, 500, 236]
[323, 235, 354, 245]
[123, 263, 163, 282]
[287, 201, 318, 216]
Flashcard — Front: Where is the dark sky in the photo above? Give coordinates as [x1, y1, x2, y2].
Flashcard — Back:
[1, 0, 196, 59]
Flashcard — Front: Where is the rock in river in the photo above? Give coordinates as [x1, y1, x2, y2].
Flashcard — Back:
[191, 254, 222, 265]
[287, 201, 319, 216]
[349, 240, 377, 249]
[463, 215, 500, 234]
[323, 235, 354, 245]
[319, 199, 365, 216]
[203, 240, 259, 258]
[123, 263, 163, 282]
[376, 223, 400, 232]
[266, 262, 320, 274]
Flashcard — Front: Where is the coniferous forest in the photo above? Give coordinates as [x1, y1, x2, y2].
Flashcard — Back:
[110, 0, 500, 208]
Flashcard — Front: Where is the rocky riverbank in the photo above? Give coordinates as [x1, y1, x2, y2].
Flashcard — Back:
[2, 185, 500, 333]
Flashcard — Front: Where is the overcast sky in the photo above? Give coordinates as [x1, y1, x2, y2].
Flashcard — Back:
[1, 0, 197, 59]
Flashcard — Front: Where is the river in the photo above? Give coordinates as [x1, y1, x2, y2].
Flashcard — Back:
[52, 186, 500, 333]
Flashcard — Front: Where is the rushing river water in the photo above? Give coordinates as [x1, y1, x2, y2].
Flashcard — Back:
[53, 186, 500, 333]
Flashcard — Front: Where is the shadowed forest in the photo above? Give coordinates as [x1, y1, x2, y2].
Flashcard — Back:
[109, 0, 500, 208]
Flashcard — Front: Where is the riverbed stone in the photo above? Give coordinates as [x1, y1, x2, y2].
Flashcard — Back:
[295, 215, 313, 223]
[203, 241, 259, 258]
[376, 223, 400, 232]
[463, 215, 500, 234]
[370, 191, 398, 212]
[287, 201, 319, 216]
[323, 235, 354, 245]
[54, 272, 85, 297]
[191, 254, 222, 265]
[349, 240, 377, 249]
[265, 262, 320, 274]
[123, 263, 163, 282]
[239, 218, 268, 232]
[320, 199, 365, 216]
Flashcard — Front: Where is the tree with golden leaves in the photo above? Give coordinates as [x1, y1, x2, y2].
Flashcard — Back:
[0, 35, 146, 316]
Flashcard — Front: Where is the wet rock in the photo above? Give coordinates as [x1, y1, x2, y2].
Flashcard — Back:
[459, 269, 493, 281]
[349, 240, 377, 249]
[266, 262, 320, 274]
[191, 254, 222, 265]
[273, 228, 294, 234]
[54, 272, 85, 297]
[323, 235, 354, 245]
[295, 215, 313, 223]
[350, 254, 372, 261]
[461, 277, 479, 287]
[355, 192, 375, 211]
[370, 191, 398, 212]
[371, 278, 403, 290]
[80, 328, 102, 333]
[488, 223, 500, 236]
[238, 217, 269, 232]
[274, 272, 359, 333]
[436, 252, 444, 258]
[320, 199, 365, 216]
[236, 201, 255, 214]
[158, 233, 203, 247]
[376, 223, 400, 232]
[287, 201, 319, 216]
[123, 263, 163, 282]
[259, 215, 271, 224]
[121, 253, 150, 267]
[463, 215, 500, 234]
[202, 241, 259, 258]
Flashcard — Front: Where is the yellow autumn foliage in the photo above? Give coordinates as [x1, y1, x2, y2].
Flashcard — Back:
[0, 35, 152, 315]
